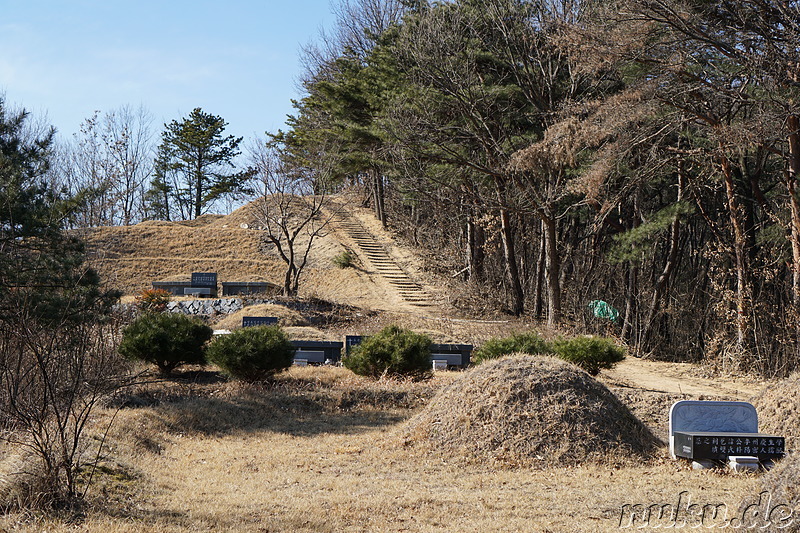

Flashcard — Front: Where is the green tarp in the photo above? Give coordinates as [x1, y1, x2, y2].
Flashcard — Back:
[588, 300, 619, 322]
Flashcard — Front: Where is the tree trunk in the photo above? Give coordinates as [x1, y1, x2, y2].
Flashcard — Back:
[787, 116, 800, 314]
[466, 215, 485, 282]
[720, 151, 751, 353]
[195, 158, 203, 219]
[621, 263, 638, 345]
[542, 211, 561, 325]
[495, 179, 524, 315]
[642, 161, 686, 349]
[533, 225, 546, 320]
[787, 115, 800, 363]
[162, 186, 171, 222]
[372, 169, 386, 227]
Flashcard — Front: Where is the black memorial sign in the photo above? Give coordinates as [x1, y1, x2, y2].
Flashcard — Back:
[191, 272, 217, 288]
[673, 432, 785, 462]
[242, 316, 278, 328]
[345, 335, 366, 354]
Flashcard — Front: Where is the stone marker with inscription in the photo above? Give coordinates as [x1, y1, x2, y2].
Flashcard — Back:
[241, 316, 278, 328]
[190, 272, 218, 297]
[669, 400, 785, 468]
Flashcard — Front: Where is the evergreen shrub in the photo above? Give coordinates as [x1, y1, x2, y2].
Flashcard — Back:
[344, 325, 432, 379]
[472, 332, 552, 364]
[551, 336, 626, 375]
[206, 325, 294, 381]
[118, 312, 212, 374]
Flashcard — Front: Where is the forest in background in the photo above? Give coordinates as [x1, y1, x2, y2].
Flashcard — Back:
[280, 0, 800, 376]
[36, 0, 800, 376]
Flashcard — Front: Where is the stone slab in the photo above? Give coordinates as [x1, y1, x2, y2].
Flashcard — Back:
[669, 400, 758, 458]
[294, 350, 325, 364]
[241, 316, 278, 328]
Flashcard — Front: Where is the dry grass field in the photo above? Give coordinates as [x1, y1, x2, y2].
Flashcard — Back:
[0, 363, 770, 532]
[3, 200, 788, 531]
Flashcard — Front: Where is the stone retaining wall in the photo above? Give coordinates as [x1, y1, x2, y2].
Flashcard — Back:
[165, 298, 294, 316]
[166, 298, 243, 316]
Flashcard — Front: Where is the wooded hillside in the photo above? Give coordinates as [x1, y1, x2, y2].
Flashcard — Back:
[275, 0, 800, 376]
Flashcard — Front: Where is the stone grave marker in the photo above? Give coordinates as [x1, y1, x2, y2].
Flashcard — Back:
[290, 340, 343, 364]
[152, 280, 192, 295]
[242, 316, 278, 328]
[669, 400, 785, 469]
[191, 272, 218, 297]
[221, 281, 279, 296]
[428, 343, 473, 368]
[184, 287, 212, 297]
[345, 335, 366, 355]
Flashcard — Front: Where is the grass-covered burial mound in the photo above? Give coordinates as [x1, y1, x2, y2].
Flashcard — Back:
[752, 373, 800, 450]
[398, 355, 660, 467]
[738, 452, 800, 532]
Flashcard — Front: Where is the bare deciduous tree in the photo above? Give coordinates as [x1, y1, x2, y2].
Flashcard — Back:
[250, 139, 338, 297]
[0, 310, 127, 509]
[61, 105, 153, 227]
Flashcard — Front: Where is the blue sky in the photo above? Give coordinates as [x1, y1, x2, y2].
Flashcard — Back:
[0, 0, 337, 141]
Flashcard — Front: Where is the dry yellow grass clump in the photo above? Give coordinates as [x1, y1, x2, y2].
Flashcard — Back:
[739, 452, 800, 532]
[398, 355, 661, 468]
[751, 373, 800, 449]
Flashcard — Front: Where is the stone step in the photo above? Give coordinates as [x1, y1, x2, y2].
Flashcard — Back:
[332, 210, 432, 306]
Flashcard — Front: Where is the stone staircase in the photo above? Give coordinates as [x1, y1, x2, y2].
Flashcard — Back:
[330, 209, 431, 307]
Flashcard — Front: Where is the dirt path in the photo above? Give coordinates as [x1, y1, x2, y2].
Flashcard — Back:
[601, 356, 765, 400]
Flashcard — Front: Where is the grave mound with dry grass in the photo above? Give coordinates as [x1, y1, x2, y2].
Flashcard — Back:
[397, 355, 661, 467]
[751, 373, 800, 450]
[739, 452, 800, 531]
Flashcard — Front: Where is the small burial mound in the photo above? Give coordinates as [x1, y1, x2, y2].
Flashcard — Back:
[397, 355, 661, 468]
[739, 452, 800, 532]
[752, 373, 800, 450]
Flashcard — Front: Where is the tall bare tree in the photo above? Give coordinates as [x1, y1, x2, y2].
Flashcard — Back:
[250, 139, 337, 297]
[63, 105, 153, 227]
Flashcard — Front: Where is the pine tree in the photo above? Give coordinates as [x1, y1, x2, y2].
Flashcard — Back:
[149, 108, 252, 219]
[0, 98, 123, 507]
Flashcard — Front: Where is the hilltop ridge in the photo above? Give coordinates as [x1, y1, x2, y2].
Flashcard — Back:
[84, 196, 441, 314]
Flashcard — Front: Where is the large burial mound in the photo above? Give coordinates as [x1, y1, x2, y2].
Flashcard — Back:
[398, 355, 661, 468]
[752, 373, 800, 450]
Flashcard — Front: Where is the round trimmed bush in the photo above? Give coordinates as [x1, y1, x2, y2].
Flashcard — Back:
[551, 335, 625, 375]
[206, 325, 294, 382]
[118, 312, 212, 374]
[473, 331, 552, 364]
[344, 325, 432, 379]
